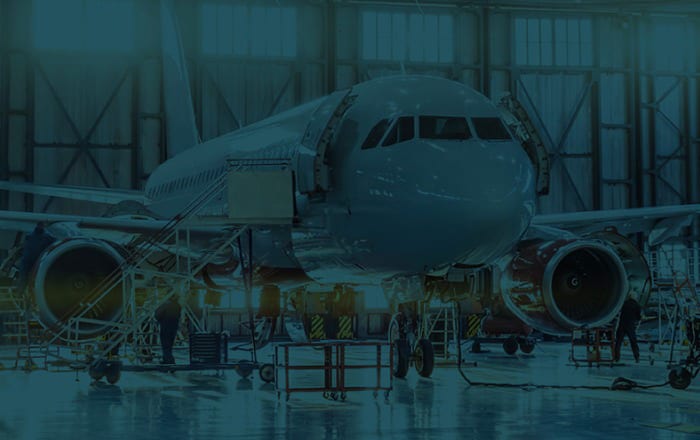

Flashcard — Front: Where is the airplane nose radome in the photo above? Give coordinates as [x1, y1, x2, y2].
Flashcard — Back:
[421, 142, 536, 265]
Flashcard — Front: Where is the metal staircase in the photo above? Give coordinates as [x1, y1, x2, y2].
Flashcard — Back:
[31, 166, 251, 365]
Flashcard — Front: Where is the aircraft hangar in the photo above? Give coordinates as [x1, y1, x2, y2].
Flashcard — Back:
[0, 0, 699, 438]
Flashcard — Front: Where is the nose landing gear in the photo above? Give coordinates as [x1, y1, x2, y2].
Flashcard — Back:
[389, 313, 436, 379]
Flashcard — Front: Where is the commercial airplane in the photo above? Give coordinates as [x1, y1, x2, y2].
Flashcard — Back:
[0, 0, 699, 378]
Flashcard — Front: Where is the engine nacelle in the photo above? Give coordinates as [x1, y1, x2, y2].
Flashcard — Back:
[500, 231, 650, 335]
[31, 238, 125, 340]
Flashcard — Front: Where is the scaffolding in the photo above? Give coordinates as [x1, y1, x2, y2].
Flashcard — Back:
[646, 245, 700, 367]
[648, 246, 700, 344]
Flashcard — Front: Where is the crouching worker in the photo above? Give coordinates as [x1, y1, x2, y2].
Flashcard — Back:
[155, 295, 181, 364]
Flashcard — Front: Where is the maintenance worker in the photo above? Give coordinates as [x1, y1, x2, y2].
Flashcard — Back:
[614, 296, 642, 363]
[17, 222, 55, 295]
[155, 295, 181, 364]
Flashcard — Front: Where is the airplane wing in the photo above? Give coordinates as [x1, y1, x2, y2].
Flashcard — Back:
[0, 181, 147, 205]
[532, 204, 700, 245]
[0, 210, 221, 236]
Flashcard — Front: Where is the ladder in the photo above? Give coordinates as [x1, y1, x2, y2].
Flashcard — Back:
[422, 303, 458, 361]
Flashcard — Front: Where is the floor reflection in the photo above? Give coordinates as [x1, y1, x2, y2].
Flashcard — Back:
[0, 342, 698, 439]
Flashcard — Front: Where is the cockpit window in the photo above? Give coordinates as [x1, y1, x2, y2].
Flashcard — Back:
[382, 121, 398, 147]
[362, 119, 391, 150]
[397, 116, 415, 143]
[419, 116, 471, 140]
[472, 117, 512, 140]
[381, 116, 415, 147]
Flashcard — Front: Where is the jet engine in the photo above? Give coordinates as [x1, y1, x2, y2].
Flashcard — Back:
[500, 230, 650, 335]
[30, 238, 125, 340]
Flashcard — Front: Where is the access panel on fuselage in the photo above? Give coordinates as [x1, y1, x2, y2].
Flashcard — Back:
[227, 168, 295, 224]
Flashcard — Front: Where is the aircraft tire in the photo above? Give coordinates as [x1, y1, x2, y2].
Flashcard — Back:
[88, 360, 105, 381]
[503, 337, 518, 355]
[393, 339, 410, 378]
[259, 363, 275, 383]
[519, 339, 535, 354]
[104, 361, 121, 385]
[414, 339, 435, 378]
[669, 368, 692, 390]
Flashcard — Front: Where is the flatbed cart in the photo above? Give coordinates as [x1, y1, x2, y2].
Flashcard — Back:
[83, 332, 275, 385]
[85, 358, 275, 385]
[274, 341, 393, 401]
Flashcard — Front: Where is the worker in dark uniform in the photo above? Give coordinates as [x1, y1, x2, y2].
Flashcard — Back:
[614, 296, 642, 363]
[155, 295, 181, 364]
[17, 222, 55, 295]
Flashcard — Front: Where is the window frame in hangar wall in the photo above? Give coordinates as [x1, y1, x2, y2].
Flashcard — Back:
[500, 11, 700, 214]
[195, 0, 328, 141]
[0, 0, 164, 219]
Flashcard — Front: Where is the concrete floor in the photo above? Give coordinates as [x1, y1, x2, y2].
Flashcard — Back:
[0, 341, 698, 439]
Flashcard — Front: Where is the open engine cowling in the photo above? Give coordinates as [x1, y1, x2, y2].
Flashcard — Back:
[31, 238, 125, 340]
[500, 231, 650, 335]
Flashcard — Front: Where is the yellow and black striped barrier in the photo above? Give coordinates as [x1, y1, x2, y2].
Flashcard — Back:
[465, 314, 481, 338]
[309, 314, 327, 340]
[336, 315, 354, 339]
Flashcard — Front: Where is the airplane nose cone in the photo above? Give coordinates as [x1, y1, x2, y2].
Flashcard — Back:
[331, 138, 537, 275]
[412, 140, 536, 266]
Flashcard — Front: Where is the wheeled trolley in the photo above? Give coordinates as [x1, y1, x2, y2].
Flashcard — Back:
[570, 326, 616, 367]
[274, 341, 392, 401]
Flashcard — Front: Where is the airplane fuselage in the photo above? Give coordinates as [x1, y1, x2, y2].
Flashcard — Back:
[144, 76, 537, 284]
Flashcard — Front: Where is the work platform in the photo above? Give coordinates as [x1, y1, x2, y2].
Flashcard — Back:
[0, 341, 698, 439]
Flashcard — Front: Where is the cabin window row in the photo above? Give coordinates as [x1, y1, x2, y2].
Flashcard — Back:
[148, 166, 226, 199]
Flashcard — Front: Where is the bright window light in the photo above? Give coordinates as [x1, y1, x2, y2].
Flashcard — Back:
[362, 11, 454, 64]
[201, 3, 297, 57]
[33, 0, 134, 52]
[514, 16, 593, 67]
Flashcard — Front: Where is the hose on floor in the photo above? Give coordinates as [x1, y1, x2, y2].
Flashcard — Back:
[453, 303, 671, 391]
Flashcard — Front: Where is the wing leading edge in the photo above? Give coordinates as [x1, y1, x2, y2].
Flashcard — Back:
[533, 204, 700, 243]
[0, 181, 147, 205]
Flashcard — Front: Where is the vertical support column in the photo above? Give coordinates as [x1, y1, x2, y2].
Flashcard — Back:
[131, 62, 141, 190]
[479, 6, 491, 97]
[590, 19, 602, 210]
[629, 16, 642, 209]
[642, 18, 657, 207]
[682, 19, 697, 206]
[0, 0, 9, 213]
[25, 56, 34, 211]
[325, 0, 336, 94]
[22, 0, 35, 212]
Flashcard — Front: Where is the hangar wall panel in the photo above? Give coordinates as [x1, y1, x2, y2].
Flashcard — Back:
[198, 2, 326, 140]
[639, 16, 699, 207]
